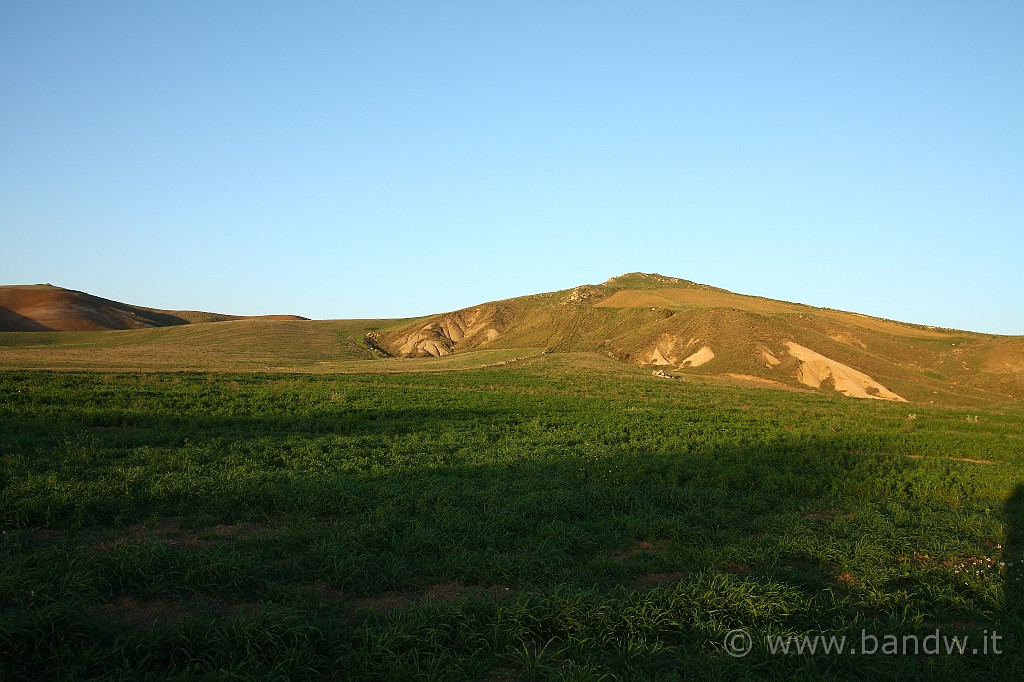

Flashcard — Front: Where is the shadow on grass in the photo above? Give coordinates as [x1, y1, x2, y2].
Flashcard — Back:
[0, 371, 1018, 679]
[1002, 484, 1024, 669]
[0, 438, 1017, 680]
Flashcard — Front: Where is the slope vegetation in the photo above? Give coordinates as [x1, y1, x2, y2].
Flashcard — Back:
[0, 318, 404, 371]
[1, 274, 1020, 404]
[376, 273, 1024, 404]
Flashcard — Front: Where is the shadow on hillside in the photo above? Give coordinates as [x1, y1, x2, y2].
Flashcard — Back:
[1002, 485, 1024, 662]
[127, 307, 192, 327]
[0, 305, 52, 332]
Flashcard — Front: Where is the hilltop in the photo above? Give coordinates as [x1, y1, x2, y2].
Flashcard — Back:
[0, 284, 306, 332]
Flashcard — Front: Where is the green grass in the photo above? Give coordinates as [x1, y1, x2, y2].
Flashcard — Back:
[0, 319, 402, 371]
[0, 321, 542, 376]
[1, 356, 1023, 679]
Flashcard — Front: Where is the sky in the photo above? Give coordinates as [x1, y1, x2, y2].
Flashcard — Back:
[2, 1, 1022, 334]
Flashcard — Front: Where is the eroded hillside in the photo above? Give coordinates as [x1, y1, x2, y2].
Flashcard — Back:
[376, 273, 1023, 404]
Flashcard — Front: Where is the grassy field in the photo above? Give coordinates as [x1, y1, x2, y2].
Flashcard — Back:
[0, 322, 542, 376]
[2, 353, 1023, 679]
[0, 319, 395, 371]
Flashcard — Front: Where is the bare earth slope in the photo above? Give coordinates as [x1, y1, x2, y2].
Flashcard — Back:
[0, 284, 306, 331]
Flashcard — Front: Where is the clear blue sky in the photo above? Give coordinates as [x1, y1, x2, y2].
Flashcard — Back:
[2, 1, 1022, 333]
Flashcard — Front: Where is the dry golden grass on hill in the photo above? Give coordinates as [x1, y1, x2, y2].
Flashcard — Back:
[376, 273, 1024, 404]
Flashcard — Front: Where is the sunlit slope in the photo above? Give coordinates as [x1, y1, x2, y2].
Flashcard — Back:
[378, 273, 1024, 404]
[0, 319, 398, 371]
[0, 284, 306, 332]
[2, 273, 1020, 404]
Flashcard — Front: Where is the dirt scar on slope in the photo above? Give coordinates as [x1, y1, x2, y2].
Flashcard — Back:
[680, 345, 715, 368]
[785, 341, 906, 402]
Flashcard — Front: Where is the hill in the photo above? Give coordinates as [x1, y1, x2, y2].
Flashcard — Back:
[0, 284, 306, 332]
[1, 274, 1021, 405]
[376, 272, 1024, 404]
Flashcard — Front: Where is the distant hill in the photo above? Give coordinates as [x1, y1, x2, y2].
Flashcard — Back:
[1, 275, 1021, 405]
[376, 272, 1024, 404]
[0, 284, 306, 332]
